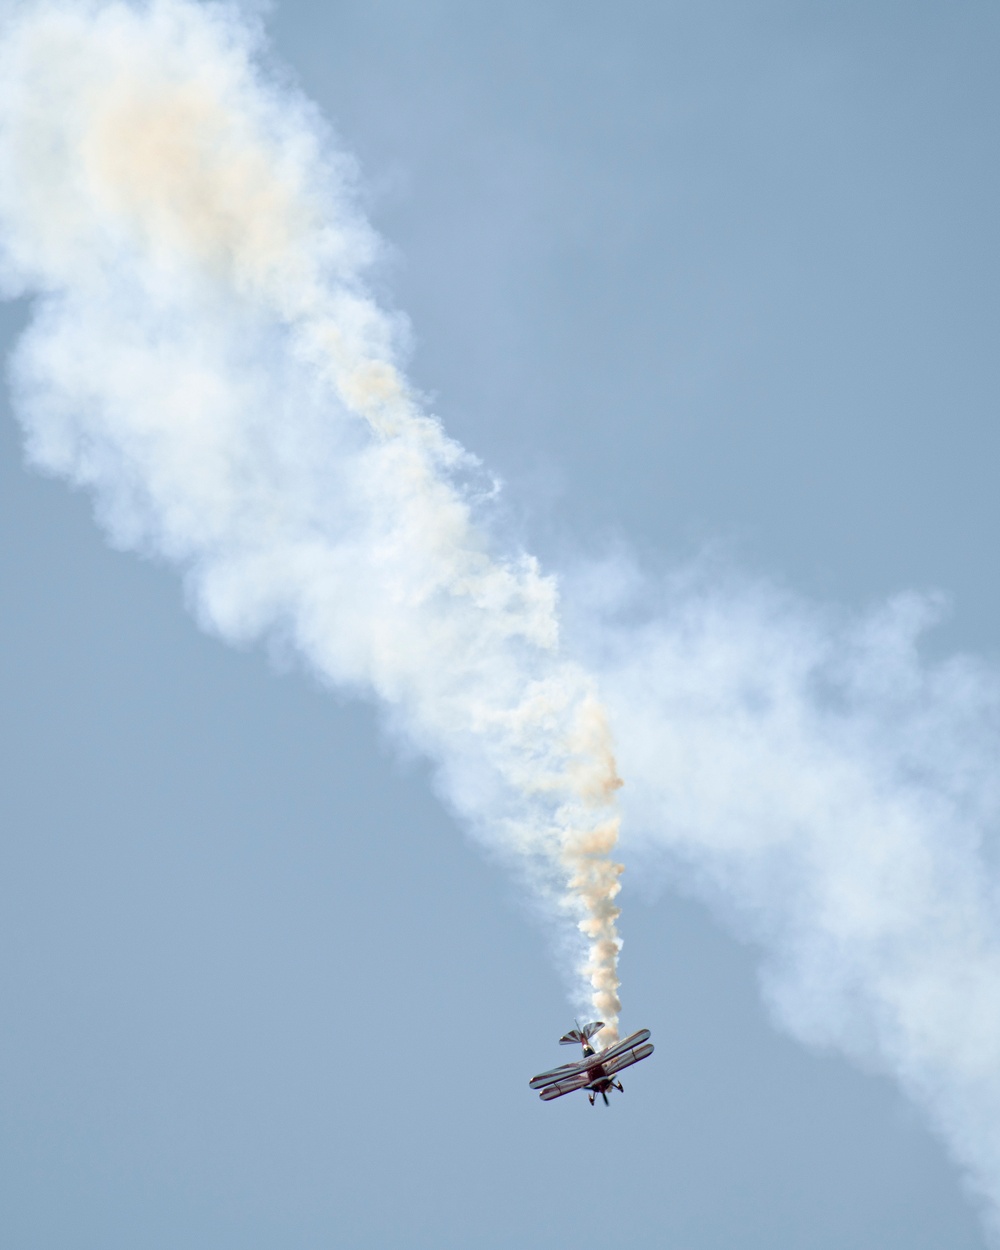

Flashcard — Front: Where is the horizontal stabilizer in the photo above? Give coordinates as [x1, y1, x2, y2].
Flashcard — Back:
[559, 1021, 605, 1046]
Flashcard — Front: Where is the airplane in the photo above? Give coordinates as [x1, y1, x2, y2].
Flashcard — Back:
[529, 1021, 654, 1105]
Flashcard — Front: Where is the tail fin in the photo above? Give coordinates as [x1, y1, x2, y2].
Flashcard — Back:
[559, 1021, 605, 1046]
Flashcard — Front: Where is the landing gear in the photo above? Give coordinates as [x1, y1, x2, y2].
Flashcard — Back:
[588, 1081, 621, 1106]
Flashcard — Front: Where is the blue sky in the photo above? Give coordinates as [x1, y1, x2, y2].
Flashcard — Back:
[1, 3, 999, 1247]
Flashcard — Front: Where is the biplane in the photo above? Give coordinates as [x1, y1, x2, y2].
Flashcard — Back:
[529, 1021, 654, 1105]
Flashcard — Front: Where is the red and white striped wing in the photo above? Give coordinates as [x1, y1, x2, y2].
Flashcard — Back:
[599, 1028, 651, 1063]
[538, 1073, 592, 1101]
[530, 1029, 652, 1088]
[528, 1060, 590, 1090]
[601, 1040, 654, 1076]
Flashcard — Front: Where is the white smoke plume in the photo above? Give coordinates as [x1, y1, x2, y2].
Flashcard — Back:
[2, 0, 1000, 1236]
[0, 0, 625, 1040]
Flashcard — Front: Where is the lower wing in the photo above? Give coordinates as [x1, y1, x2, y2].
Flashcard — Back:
[538, 1073, 591, 1101]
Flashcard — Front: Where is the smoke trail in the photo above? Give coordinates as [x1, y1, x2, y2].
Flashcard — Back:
[569, 561, 1000, 1231]
[4, 0, 1000, 1237]
[0, 0, 623, 1039]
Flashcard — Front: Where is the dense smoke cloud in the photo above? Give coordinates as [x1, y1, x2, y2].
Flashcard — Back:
[581, 562, 1000, 1228]
[0, 0, 625, 1037]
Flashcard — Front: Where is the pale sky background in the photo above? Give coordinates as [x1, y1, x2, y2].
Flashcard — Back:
[1, 2, 998, 1247]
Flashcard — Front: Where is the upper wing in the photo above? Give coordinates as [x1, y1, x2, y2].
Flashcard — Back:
[598, 1028, 651, 1063]
[528, 1059, 590, 1090]
[601, 1040, 654, 1077]
[538, 1073, 591, 1101]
